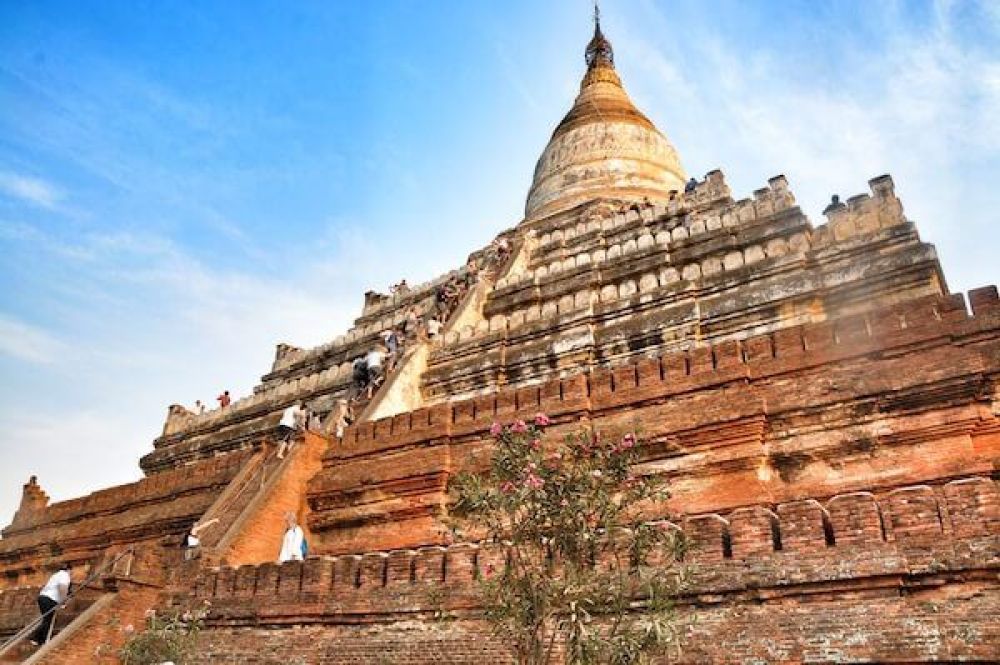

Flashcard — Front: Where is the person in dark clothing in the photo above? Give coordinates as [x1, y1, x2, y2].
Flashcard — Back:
[351, 356, 368, 398]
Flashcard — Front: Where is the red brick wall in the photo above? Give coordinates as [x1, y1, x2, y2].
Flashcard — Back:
[307, 290, 1000, 554]
[179, 475, 999, 663]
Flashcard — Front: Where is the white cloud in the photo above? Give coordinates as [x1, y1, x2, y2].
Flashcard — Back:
[619, 0, 998, 297]
[0, 171, 63, 209]
[0, 314, 64, 364]
[0, 409, 146, 525]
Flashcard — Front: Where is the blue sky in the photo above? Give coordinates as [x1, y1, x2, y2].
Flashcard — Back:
[1, 1, 997, 524]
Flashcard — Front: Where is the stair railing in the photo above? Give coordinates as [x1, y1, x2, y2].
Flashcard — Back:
[0, 546, 135, 658]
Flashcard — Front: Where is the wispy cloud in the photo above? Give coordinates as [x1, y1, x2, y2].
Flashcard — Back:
[617, 0, 998, 296]
[0, 314, 65, 364]
[0, 171, 63, 209]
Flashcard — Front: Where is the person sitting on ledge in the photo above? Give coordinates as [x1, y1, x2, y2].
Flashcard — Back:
[278, 512, 305, 563]
[685, 176, 698, 193]
[30, 563, 71, 646]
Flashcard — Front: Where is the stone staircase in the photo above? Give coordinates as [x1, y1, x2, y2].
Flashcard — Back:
[0, 547, 162, 664]
[0, 587, 103, 663]
[201, 431, 330, 567]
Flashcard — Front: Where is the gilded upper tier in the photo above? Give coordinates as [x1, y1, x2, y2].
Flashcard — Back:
[524, 22, 686, 222]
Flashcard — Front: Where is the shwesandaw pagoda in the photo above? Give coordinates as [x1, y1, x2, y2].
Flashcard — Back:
[1, 8, 997, 664]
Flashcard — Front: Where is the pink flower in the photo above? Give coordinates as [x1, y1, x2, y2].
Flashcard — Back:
[534, 413, 551, 427]
[620, 433, 636, 450]
[524, 473, 545, 490]
[500, 481, 516, 495]
[484, 563, 495, 578]
[490, 421, 504, 436]
[530, 438, 541, 450]
[511, 420, 528, 434]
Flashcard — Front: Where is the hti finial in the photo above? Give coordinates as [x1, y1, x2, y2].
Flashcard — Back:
[585, 0, 614, 69]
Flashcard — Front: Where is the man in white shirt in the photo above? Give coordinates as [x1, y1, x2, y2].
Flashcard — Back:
[364, 345, 387, 397]
[426, 317, 443, 339]
[277, 402, 305, 459]
[278, 512, 305, 563]
[31, 564, 71, 645]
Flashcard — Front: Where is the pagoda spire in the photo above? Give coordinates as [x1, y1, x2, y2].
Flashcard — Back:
[586, 0, 614, 69]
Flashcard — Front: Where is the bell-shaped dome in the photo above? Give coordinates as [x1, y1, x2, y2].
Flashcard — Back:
[524, 20, 686, 221]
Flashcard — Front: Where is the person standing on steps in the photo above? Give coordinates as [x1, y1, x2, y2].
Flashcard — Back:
[364, 343, 387, 398]
[324, 399, 351, 438]
[30, 563, 71, 645]
[278, 512, 305, 563]
[276, 402, 305, 459]
[307, 408, 323, 433]
[216, 390, 231, 408]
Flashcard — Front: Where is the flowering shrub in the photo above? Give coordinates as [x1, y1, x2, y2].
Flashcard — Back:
[118, 603, 209, 665]
[448, 415, 685, 664]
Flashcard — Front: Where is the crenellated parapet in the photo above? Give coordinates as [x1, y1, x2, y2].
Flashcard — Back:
[147, 232, 519, 472]
[187, 474, 998, 624]
[813, 174, 906, 246]
[303, 288, 1000, 554]
[0, 450, 253, 588]
[422, 173, 945, 404]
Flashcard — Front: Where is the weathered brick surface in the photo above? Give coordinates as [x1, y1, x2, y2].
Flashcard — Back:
[145, 476, 998, 663]
[307, 290, 1000, 553]
[0, 145, 997, 662]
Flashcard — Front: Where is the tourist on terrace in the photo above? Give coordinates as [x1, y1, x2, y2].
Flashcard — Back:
[435, 283, 451, 317]
[307, 408, 323, 433]
[403, 307, 420, 339]
[276, 402, 305, 459]
[217, 390, 231, 408]
[194, 399, 206, 415]
[325, 399, 351, 438]
[685, 176, 698, 193]
[382, 329, 400, 357]
[30, 563, 71, 645]
[425, 315, 443, 340]
[278, 512, 305, 563]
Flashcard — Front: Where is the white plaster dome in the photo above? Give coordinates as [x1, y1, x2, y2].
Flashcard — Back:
[524, 23, 686, 222]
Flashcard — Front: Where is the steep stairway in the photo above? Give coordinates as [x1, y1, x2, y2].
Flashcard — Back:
[0, 548, 159, 665]
[362, 231, 535, 423]
[200, 431, 330, 567]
